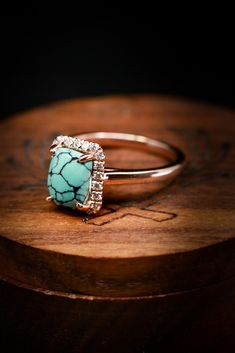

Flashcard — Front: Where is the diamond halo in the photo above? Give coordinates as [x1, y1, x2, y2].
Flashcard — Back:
[49, 135, 105, 214]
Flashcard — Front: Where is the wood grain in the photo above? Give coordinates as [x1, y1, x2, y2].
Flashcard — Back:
[0, 95, 235, 298]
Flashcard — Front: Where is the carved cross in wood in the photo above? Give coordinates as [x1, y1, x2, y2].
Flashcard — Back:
[85, 204, 177, 226]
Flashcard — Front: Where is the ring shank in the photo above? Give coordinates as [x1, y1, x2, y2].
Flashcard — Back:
[73, 132, 186, 185]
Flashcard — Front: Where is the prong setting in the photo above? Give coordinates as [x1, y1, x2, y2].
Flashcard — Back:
[76, 201, 91, 211]
[78, 154, 94, 163]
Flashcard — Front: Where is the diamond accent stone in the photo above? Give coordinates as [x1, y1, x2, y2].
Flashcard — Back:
[90, 202, 102, 211]
[92, 181, 103, 191]
[73, 138, 81, 149]
[89, 143, 100, 152]
[66, 136, 74, 147]
[57, 135, 66, 142]
[81, 140, 90, 151]
[95, 151, 105, 160]
[93, 171, 104, 181]
[52, 135, 66, 146]
[92, 192, 102, 201]
[93, 161, 105, 170]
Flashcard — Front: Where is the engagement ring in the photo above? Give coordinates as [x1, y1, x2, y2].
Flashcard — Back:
[47, 132, 185, 214]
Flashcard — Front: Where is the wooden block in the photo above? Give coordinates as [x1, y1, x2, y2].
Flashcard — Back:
[0, 95, 235, 352]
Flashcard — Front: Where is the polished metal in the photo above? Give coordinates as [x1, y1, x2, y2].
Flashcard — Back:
[73, 132, 186, 185]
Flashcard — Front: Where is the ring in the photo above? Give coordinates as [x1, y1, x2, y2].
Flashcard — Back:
[46, 132, 185, 214]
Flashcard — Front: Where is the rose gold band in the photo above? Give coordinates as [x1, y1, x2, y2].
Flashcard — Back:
[73, 132, 186, 185]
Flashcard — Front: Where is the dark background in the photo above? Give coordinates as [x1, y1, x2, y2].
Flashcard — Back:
[1, 16, 234, 120]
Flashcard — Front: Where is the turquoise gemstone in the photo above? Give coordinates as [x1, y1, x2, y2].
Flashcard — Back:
[47, 147, 93, 209]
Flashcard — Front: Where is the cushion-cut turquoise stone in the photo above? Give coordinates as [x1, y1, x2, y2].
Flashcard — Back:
[47, 147, 93, 209]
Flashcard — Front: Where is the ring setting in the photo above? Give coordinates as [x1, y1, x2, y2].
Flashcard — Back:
[47, 135, 106, 214]
[46, 132, 185, 215]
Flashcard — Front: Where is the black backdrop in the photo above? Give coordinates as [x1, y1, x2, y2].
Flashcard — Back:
[1, 16, 235, 119]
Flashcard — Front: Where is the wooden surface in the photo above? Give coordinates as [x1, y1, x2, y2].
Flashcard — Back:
[0, 95, 235, 352]
[0, 95, 235, 298]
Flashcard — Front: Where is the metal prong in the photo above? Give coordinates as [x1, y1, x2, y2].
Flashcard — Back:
[46, 196, 53, 202]
[50, 143, 62, 155]
[78, 154, 94, 163]
[76, 201, 90, 211]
